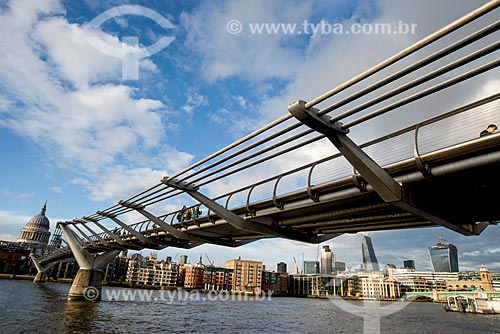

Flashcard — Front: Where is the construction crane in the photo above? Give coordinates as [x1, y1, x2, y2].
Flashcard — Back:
[293, 256, 300, 274]
[205, 253, 215, 267]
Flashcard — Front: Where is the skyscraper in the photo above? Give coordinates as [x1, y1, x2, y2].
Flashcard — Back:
[428, 238, 459, 272]
[333, 261, 346, 274]
[320, 245, 333, 274]
[362, 234, 380, 271]
[403, 260, 415, 270]
[277, 262, 287, 273]
[303, 261, 320, 274]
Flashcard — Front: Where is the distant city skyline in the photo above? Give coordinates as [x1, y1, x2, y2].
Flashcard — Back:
[2, 200, 498, 272]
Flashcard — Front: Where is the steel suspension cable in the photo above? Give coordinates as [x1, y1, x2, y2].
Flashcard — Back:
[305, 0, 500, 108]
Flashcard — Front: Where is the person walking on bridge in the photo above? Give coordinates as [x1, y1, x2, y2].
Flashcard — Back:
[479, 124, 497, 137]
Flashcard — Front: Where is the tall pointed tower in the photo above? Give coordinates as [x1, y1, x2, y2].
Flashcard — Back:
[362, 234, 380, 271]
[17, 202, 51, 255]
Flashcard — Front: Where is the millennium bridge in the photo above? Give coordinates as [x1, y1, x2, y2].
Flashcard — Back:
[33, 0, 500, 300]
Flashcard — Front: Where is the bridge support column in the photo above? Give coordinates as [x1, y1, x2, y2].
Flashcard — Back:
[59, 222, 120, 301]
[31, 256, 57, 283]
[33, 271, 47, 283]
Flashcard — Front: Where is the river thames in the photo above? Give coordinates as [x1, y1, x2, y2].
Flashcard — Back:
[0, 280, 499, 334]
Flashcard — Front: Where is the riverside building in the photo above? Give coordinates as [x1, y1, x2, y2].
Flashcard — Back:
[226, 257, 263, 294]
[203, 267, 232, 291]
[126, 258, 179, 288]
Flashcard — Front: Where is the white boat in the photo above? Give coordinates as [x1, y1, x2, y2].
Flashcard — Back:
[444, 294, 499, 314]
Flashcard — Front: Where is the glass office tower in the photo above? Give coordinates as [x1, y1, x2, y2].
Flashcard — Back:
[362, 234, 380, 271]
[428, 238, 459, 272]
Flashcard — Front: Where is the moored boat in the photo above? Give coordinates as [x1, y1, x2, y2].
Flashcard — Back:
[444, 294, 499, 314]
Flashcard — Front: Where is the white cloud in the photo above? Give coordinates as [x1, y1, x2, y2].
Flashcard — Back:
[15, 192, 35, 199]
[68, 144, 194, 202]
[0, 233, 18, 241]
[34, 17, 122, 88]
[181, 92, 209, 114]
[157, 146, 195, 174]
[0, 210, 31, 238]
[0, 1, 195, 203]
[474, 79, 500, 100]
[234, 95, 248, 108]
[71, 166, 166, 202]
[50, 187, 63, 194]
[181, 0, 312, 82]
[0, 209, 67, 241]
[208, 107, 230, 124]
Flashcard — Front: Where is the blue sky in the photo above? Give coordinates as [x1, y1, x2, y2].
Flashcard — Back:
[1, 0, 499, 271]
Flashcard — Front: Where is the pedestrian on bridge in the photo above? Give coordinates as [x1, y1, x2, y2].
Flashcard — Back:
[479, 124, 497, 137]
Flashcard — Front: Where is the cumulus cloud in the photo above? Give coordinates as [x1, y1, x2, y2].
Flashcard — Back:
[172, 0, 500, 270]
[71, 166, 165, 202]
[181, 0, 312, 82]
[0, 0, 193, 202]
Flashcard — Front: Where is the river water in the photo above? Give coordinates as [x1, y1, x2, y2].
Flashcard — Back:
[0, 280, 499, 334]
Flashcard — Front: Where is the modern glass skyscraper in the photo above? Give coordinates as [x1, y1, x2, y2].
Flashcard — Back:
[320, 245, 333, 274]
[403, 260, 415, 270]
[362, 234, 380, 271]
[428, 238, 459, 272]
[303, 261, 320, 274]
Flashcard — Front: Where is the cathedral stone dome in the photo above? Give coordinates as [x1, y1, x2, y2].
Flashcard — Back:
[25, 204, 50, 229]
[17, 202, 51, 249]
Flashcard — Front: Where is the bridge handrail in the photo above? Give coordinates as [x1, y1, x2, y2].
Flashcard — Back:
[74, 93, 500, 241]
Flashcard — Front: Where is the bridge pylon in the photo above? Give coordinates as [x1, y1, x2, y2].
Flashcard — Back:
[31, 256, 57, 283]
[59, 222, 120, 301]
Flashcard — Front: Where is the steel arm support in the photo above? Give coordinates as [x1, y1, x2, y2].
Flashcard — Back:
[118, 201, 252, 247]
[74, 219, 112, 247]
[289, 100, 401, 202]
[289, 100, 485, 236]
[59, 222, 120, 270]
[161, 177, 337, 243]
[97, 211, 161, 245]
